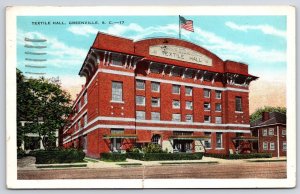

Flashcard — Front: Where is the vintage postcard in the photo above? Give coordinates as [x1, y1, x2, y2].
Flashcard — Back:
[6, 6, 296, 188]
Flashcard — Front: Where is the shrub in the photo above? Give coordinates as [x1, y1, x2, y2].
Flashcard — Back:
[17, 149, 26, 159]
[126, 152, 203, 161]
[204, 153, 229, 159]
[100, 153, 126, 162]
[142, 143, 165, 153]
[35, 148, 85, 164]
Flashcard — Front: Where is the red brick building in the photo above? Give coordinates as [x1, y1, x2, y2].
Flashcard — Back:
[250, 112, 287, 157]
[61, 32, 258, 158]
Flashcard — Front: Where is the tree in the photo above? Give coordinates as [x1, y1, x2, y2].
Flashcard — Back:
[17, 69, 72, 150]
[250, 106, 286, 122]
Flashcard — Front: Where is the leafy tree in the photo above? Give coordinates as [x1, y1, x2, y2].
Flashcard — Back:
[250, 106, 286, 122]
[17, 69, 72, 150]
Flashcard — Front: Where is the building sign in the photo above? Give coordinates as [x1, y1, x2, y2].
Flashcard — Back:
[149, 45, 212, 66]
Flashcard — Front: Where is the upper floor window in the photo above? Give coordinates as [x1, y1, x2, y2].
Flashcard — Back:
[84, 92, 87, 104]
[235, 97, 242, 112]
[185, 87, 193, 96]
[136, 96, 145, 106]
[172, 100, 180, 109]
[112, 81, 123, 102]
[77, 120, 81, 131]
[262, 129, 268, 136]
[136, 111, 145, 120]
[269, 142, 275, 150]
[151, 112, 160, 121]
[215, 116, 222, 124]
[172, 85, 180, 94]
[215, 103, 222, 112]
[172, 114, 181, 122]
[186, 101, 193, 110]
[186, 114, 193, 122]
[283, 142, 287, 151]
[204, 102, 211, 111]
[110, 54, 123, 67]
[215, 90, 222, 99]
[78, 101, 81, 111]
[151, 82, 160, 92]
[84, 114, 88, 127]
[151, 97, 160, 107]
[268, 128, 274, 136]
[282, 129, 286, 136]
[136, 80, 145, 90]
[204, 89, 210, 98]
[204, 115, 211, 123]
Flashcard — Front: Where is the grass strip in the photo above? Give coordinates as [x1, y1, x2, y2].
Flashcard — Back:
[247, 159, 286, 163]
[160, 161, 218, 165]
[117, 163, 142, 167]
[84, 157, 99, 163]
[36, 164, 87, 169]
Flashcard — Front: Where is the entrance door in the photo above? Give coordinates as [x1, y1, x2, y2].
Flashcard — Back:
[173, 140, 193, 152]
[111, 138, 122, 152]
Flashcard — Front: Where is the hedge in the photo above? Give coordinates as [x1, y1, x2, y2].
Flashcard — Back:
[126, 152, 204, 161]
[100, 153, 126, 162]
[35, 149, 85, 164]
[205, 153, 272, 160]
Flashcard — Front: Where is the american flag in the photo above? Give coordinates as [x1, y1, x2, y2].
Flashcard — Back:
[179, 16, 194, 32]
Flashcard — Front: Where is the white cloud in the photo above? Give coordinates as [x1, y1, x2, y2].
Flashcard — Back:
[225, 21, 286, 38]
[67, 25, 98, 37]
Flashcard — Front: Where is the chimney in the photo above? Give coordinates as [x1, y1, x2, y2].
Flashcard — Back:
[262, 112, 270, 122]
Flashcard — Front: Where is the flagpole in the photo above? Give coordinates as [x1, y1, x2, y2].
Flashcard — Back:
[179, 15, 181, 39]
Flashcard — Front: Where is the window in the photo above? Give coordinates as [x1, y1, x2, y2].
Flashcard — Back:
[186, 101, 193, 110]
[215, 103, 222, 112]
[204, 116, 210, 123]
[136, 96, 145, 106]
[151, 82, 160, 92]
[111, 54, 123, 67]
[77, 120, 81, 131]
[84, 92, 87, 104]
[215, 116, 222, 124]
[172, 85, 180, 94]
[111, 128, 124, 134]
[186, 114, 193, 122]
[204, 132, 211, 148]
[215, 90, 222, 99]
[204, 89, 210, 98]
[270, 142, 275, 150]
[263, 142, 268, 150]
[151, 134, 161, 144]
[112, 82, 123, 102]
[78, 101, 81, 111]
[185, 87, 192, 96]
[172, 100, 180, 109]
[151, 97, 160, 107]
[136, 111, 145, 120]
[204, 102, 211, 111]
[283, 142, 287, 151]
[151, 112, 160, 121]
[263, 129, 268, 136]
[216, 132, 223, 148]
[235, 97, 242, 112]
[84, 114, 88, 127]
[172, 114, 181, 122]
[282, 129, 286, 136]
[136, 80, 145, 90]
[268, 128, 274, 136]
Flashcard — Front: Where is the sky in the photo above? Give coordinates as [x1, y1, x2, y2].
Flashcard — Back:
[16, 15, 287, 113]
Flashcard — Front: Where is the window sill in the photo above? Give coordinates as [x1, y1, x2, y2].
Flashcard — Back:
[235, 111, 244, 114]
[110, 64, 124, 68]
[215, 148, 224, 150]
[204, 109, 211, 111]
[136, 104, 146, 106]
[215, 110, 222, 112]
[110, 100, 125, 104]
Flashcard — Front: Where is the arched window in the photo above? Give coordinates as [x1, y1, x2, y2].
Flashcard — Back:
[151, 134, 161, 144]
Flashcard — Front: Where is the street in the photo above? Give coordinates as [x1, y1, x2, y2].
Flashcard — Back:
[18, 161, 286, 179]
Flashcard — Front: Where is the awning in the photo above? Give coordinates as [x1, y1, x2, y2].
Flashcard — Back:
[103, 134, 137, 139]
[232, 136, 258, 142]
[169, 135, 210, 140]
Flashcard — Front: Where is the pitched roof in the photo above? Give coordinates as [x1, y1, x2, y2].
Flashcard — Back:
[250, 112, 286, 128]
